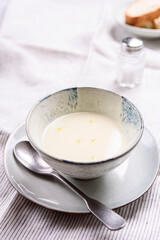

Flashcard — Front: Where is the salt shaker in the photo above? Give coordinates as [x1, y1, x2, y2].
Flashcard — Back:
[116, 37, 145, 88]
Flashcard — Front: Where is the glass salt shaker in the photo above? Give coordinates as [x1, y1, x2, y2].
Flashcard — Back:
[116, 37, 145, 88]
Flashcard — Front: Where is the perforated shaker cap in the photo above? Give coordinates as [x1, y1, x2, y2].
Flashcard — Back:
[121, 37, 144, 52]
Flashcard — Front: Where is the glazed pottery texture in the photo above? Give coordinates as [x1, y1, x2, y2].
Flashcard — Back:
[26, 87, 144, 179]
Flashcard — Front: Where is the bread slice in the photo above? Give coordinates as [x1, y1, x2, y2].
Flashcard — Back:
[141, 21, 154, 28]
[125, 0, 160, 27]
[154, 16, 160, 28]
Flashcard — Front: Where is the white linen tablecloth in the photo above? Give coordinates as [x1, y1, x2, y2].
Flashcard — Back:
[0, 0, 160, 239]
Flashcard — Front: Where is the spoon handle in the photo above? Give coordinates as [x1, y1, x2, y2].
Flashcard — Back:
[50, 171, 126, 230]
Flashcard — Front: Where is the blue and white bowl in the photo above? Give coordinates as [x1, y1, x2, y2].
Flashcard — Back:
[26, 87, 144, 179]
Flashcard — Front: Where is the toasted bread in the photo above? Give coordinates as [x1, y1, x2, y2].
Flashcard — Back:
[125, 0, 160, 27]
[141, 21, 154, 28]
[154, 16, 160, 28]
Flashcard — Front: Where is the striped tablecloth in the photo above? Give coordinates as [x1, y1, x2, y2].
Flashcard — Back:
[1, 0, 160, 239]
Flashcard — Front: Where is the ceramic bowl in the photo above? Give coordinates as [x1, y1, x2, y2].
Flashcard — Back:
[26, 87, 144, 179]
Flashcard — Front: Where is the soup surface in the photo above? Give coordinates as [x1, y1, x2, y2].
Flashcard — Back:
[42, 112, 127, 162]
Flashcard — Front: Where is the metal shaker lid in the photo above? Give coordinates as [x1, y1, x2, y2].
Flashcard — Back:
[121, 37, 144, 52]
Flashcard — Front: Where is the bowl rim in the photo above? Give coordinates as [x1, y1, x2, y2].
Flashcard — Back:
[26, 87, 144, 166]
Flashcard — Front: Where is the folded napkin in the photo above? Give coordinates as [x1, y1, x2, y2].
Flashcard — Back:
[1, 0, 160, 239]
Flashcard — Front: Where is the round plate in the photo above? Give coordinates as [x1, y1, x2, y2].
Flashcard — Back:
[4, 123, 159, 213]
[115, 2, 160, 39]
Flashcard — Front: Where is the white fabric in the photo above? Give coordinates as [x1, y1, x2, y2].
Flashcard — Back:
[0, 0, 104, 54]
[1, 0, 160, 239]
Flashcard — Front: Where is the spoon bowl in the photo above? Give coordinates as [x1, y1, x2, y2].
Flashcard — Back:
[14, 141, 52, 174]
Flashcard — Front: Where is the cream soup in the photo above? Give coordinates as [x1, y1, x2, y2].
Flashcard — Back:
[42, 112, 127, 162]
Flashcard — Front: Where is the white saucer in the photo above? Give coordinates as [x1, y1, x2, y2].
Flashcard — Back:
[115, 3, 160, 39]
[4, 123, 159, 213]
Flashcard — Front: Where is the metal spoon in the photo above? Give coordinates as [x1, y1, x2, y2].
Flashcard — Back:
[14, 141, 126, 230]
